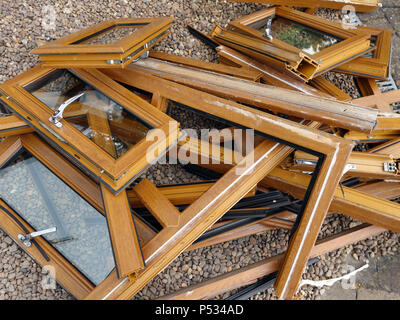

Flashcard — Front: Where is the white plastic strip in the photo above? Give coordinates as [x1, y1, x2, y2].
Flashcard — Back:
[298, 263, 369, 289]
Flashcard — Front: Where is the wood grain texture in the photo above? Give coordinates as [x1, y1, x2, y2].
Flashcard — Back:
[161, 224, 385, 300]
[132, 58, 377, 133]
[101, 185, 145, 278]
[133, 178, 181, 228]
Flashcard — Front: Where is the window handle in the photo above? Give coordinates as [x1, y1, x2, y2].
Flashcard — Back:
[264, 14, 275, 40]
[49, 92, 85, 128]
[18, 227, 57, 247]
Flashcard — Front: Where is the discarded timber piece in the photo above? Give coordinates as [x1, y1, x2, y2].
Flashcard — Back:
[226, 0, 381, 12]
[226, 7, 372, 80]
[31, 18, 173, 68]
[133, 178, 181, 228]
[129, 59, 378, 133]
[0, 66, 181, 193]
[160, 224, 386, 300]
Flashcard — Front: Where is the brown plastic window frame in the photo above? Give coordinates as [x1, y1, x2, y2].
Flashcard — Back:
[0, 65, 181, 193]
[225, 0, 381, 13]
[130, 57, 378, 133]
[0, 134, 145, 298]
[88, 66, 354, 299]
[290, 150, 400, 180]
[226, 6, 372, 79]
[334, 26, 392, 80]
[30, 18, 173, 68]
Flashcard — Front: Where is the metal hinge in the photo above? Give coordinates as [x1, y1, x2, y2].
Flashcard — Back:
[383, 162, 398, 173]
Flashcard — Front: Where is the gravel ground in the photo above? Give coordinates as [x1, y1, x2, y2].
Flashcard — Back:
[0, 0, 399, 301]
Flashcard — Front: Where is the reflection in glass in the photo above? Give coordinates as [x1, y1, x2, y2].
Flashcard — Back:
[25, 70, 152, 159]
[248, 16, 343, 55]
[0, 149, 115, 285]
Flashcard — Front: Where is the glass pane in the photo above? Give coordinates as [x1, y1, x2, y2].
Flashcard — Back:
[248, 16, 343, 55]
[73, 23, 148, 45]
[25, 70, 152, 159]
[0, 149, 115, 285]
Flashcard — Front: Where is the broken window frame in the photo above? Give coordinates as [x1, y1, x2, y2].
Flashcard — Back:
[226, 6, 372, 80]
[96, 66, 354, 299]
[0, 133, 147, 298]
[31, 18, 173, 68]
[0, 66, 181, 193]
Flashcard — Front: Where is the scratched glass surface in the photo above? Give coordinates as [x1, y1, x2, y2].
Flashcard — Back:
[0, 150, 114, 285]
[248, 16, 343, 55]
[72, 24, 148, 45]
[26, 70, 152, 159]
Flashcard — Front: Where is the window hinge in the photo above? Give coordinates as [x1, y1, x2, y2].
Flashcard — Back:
[383, 162, 398, 173]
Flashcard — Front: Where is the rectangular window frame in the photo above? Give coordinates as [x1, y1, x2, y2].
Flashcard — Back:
[226, 6, 372, 79]
[30, 18, 173, 68]
[0, 133, 145, 298]
[225, 0, 380, 13]
[0, 66, 181, 193]
[89, 66, 354, 300]
[334, 26, 392, 80]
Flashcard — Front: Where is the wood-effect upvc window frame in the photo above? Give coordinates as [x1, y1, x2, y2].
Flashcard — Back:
[0, 66, 181, 193]
[96, 66, 354, 299]
[225, 0, 381, 13]
[31, 18, 173, 68]
[130, 57, 378, 133]
[0, 134, 145, 298]
[334, 26, 392, 80]
[226, 7, 372, 80]
[290, 150, 400, 180]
